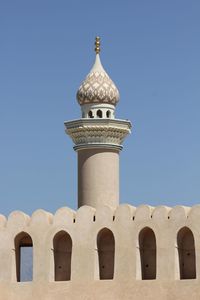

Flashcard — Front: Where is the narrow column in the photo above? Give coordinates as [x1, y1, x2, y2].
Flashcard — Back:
[78, 148, 119, 207]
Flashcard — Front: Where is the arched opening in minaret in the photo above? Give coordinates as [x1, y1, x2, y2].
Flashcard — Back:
[177, 227, 196, 279]
[88, 110, 94, 118]
[97, 109, 103, 118]
[53, 231, 72, 281]
[139, 227, 156, 280]
[106, 110, 111, 118]
[97, 228, 115, 280]
[15, 232, 33, 282]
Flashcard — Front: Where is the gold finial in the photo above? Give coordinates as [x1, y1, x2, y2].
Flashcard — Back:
[95, 36, 100, 54]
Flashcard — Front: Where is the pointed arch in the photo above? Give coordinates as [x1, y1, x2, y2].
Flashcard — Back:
[177, 227, 196, 279]
[97, 109, 103, 118]
[97, 228, 115, 280]
[139, 227, 156, 280]
[53, 231, 72, 281]
[15, 232, 33, 282]
[106, 110, 111, 118]
[88, 110, 94, 118]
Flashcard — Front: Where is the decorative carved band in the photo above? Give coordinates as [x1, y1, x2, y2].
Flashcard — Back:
[66, 125, 130, 148]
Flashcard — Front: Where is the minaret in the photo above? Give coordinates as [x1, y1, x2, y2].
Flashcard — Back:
[65, 37, 131, 208]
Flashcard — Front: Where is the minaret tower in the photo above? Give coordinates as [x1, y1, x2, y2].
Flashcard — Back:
[65, 37, 131, 208]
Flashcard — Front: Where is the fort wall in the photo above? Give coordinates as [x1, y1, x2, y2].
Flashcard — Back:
[0, 204, 200, 299]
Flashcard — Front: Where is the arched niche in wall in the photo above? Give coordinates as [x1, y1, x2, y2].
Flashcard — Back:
[97, 228, 115, 280]
[88, 110, 94, 118]
[15, 232, 33, 282]
[139, 227, 156, 280]
[106, 110, 111, 118]
[177, 227, 196, 279]
[53, 231, 72, 281]
[96, 109, 103, 118]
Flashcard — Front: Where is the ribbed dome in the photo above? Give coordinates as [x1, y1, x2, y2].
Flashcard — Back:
[76, 50, 120, 106]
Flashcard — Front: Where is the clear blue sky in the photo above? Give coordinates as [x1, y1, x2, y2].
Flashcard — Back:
[0, 0, 200, 216]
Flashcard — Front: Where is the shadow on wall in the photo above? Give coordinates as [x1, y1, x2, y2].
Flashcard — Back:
[139, 227, 156, 280]
[53, 231, 72, 281]
[13, 226, 196, 282]
[97, 228, 115, 280]
[177, 227, 196, 280]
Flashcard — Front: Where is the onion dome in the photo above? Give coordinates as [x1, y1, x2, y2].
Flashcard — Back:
[76, 37, 120, 106]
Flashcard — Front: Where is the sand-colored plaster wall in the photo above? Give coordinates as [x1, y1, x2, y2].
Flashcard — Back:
[0, 204, 200, 299]
[78, 149, 119, 207]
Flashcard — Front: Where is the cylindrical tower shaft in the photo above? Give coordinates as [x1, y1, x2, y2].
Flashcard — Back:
[78, 148, 119, 208]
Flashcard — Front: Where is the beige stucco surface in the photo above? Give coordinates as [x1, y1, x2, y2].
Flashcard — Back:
[0, 280, 200, 300]
[0, 204, 200, 299]
[78, 149, 119, 207]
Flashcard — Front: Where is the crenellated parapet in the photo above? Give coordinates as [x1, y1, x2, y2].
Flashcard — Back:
[2, 204, 200, 229]
[0, 204, 200, 299]
[0, 204, 200, 282]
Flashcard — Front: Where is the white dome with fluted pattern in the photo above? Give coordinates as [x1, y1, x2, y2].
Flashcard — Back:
[76, 52, 120, 106]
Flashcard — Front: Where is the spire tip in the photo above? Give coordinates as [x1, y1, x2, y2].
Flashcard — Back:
[95, 36, 100, 54]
